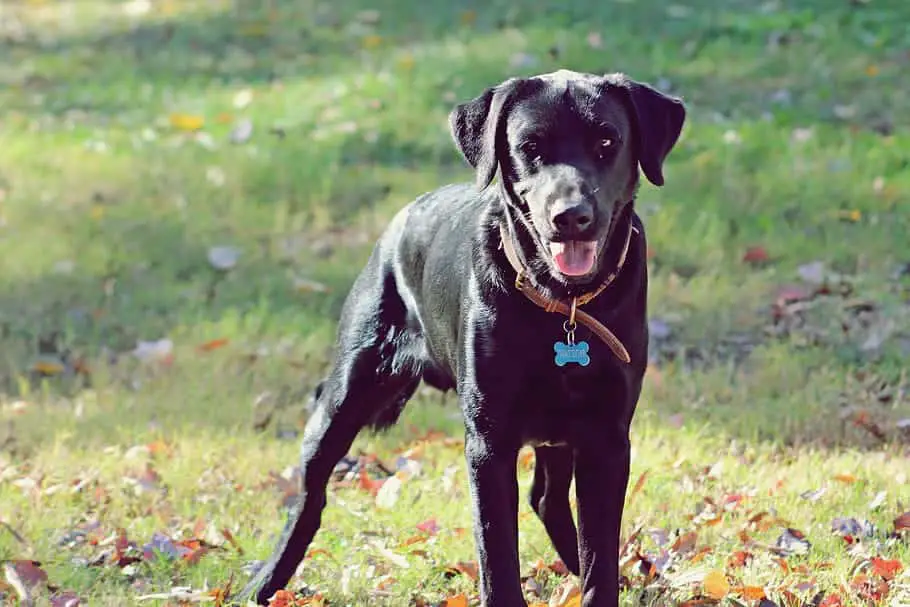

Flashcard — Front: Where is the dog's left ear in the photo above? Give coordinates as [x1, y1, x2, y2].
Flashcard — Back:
[610, 75, 686, 187]
[448, 78, 521, 190]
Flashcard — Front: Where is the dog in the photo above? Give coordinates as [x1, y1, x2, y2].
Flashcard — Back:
[241, 69, 685, 607]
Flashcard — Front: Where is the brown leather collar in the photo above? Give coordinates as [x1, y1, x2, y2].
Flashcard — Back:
[498, 218, 635, 364]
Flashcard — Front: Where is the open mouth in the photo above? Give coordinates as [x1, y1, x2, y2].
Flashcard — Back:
[548, 240, 598, 276]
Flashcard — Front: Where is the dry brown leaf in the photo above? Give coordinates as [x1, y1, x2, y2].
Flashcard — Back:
[894, 510, 910, 531]
[446, 560, 479, 581]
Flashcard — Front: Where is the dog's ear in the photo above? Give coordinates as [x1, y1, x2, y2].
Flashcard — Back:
[609, 75, 686, 187]
[448, 78, 520, 190]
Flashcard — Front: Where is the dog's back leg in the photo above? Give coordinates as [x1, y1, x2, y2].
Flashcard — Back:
[241, 250, 423, 604]
[529, 445, 580, 575]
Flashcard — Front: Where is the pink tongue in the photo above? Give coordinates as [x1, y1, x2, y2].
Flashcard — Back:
[549, 241, 597, 276]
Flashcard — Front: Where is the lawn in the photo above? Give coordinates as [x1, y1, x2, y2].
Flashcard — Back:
[0, 0, 909, 605]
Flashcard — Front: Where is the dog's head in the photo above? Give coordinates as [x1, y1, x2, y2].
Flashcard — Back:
[449, 70, 685, 283]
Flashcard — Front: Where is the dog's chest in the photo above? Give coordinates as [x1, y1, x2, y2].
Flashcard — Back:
[517, 355, 626, 446]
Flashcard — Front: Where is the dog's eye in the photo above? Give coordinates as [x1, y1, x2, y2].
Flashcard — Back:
[520, 140, 540, 158]
[595, 138, 614, 159]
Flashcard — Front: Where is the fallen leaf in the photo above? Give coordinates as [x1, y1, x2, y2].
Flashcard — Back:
[894, 511, 910, 531]
[233, 89, 253, 109]
[869, 557, 903, 580]
[818, 594, 845, 607]
[868, 490, 887, 510]
[50, 591, 82, 607]
[703, 569, 730, 599]
[169, 113, 205, 131]
[415, 518, 439, 536]
[833, 473, 859, 484]
[849, 573, 889, 602]
[627, 470, 648, 505]
[797, 261, 826, 285]
[445, 561, 479, 581]
[375, 475, 402, 509]
[727, 550, 752, 568]
[208, 246, 240, 271]
[774, 527, 811, 555]
[32, 358, 65, 376]
[444, 594, 468, 607]
[836, 209, 862, 223]
[133, 338, 174, 364]
[221, 528, 244, 554]
[229, 119, 253, 144]
[4, 560, 48, 602]
[549, 578, 580, 606]
[743, 246, 770, 264]
[357, 467, 384, 496]
[362, 34, 383, 49]
[734, 585, 766, 600]
[197, 338, 230, 352]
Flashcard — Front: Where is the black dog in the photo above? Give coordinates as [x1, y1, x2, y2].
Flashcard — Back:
[242, 70, 685, 607]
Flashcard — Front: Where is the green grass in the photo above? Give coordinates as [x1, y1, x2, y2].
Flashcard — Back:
[1, 0, 909, 605]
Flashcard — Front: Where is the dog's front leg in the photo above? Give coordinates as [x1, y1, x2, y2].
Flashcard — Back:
[574, 429, 631, 607]
[464, 423, 524, 607]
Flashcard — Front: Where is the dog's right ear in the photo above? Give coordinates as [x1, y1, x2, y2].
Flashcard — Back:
[448, 79, 520, 190]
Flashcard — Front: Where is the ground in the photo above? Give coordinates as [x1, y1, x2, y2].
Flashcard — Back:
[0, 1, 908, 606]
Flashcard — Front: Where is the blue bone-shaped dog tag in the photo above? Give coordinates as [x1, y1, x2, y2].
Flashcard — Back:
[554, 340, 590, 367]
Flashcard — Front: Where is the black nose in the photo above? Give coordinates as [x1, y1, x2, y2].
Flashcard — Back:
[551, 202, 594, 234]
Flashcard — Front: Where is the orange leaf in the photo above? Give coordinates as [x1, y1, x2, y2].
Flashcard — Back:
[627, 470, 648, 505]
[197, 338, 230, 352]
[444, 593, 468, 607]
[727, 550, 752, 568]
[833, 473, 859, 484]
[400, 534, 428, 547]
[267, 589, 296, 607]
[32, 360, 65, 375]
[870, 557, 903, 580]
[357, 468, 384, 496]
[733, 585, 766, 600]
[703, 569, 730, 599]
